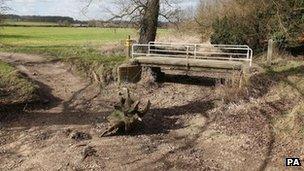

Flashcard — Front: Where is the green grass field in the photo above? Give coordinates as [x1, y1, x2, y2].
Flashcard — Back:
[0, 26, 136, 46]
[0, 26, 169, 70]
[0, 27, 133, 59]
[0, 26, 168, 46]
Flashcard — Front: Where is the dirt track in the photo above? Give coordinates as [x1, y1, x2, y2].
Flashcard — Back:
[0, 53, 296, 170]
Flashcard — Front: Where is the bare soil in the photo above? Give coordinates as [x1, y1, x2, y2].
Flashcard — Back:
[0, 52, 302, 171]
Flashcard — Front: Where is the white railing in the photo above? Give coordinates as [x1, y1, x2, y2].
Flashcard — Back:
[132, 42, 253, 67]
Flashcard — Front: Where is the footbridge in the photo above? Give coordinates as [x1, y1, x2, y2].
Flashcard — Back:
[118, 42, 253, 83]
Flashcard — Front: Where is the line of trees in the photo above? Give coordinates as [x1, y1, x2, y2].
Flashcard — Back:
[3, 14, 75, 23]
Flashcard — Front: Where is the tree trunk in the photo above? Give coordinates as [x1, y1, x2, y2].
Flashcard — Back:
[138, 0, 160, 44]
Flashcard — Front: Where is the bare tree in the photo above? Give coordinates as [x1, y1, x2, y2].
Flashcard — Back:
[85, 0, 182, 44]
[0, 0, 9, 23]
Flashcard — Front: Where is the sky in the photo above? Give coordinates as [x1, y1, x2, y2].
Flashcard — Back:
[6, 0, 201, 21]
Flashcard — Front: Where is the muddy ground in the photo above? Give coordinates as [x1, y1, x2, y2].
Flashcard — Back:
[0, 52, 302, 171]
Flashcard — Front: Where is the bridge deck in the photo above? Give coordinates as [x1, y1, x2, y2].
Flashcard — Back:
[131, 57, 247, 70]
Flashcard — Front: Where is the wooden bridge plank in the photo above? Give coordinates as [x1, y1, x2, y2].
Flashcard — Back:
[131, 57, 247, 70]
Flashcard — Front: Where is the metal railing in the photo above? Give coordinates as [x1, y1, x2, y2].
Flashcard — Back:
[132, 41, 253, 67]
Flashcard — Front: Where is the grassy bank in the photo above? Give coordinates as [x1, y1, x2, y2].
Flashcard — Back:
[215, 53, 304, 167]
[255, 54, 303, 138]
[265, 55, 304, 139]
[0, 61, 37, 106]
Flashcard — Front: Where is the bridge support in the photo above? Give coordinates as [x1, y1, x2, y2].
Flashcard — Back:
[240, 66, 251, 87]
[151, 67, 165, 82]
[118, 64, 142, 83]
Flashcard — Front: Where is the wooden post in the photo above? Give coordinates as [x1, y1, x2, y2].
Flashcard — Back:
[267, 39, 273, 66]
[125, 35, 132, 59]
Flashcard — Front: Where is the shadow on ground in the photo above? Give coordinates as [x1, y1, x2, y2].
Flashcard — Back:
[136, 100, 214, 135]
[158, 73, 217, 87]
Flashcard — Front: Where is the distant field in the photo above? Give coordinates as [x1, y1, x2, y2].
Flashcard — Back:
[0, 26, 169, 71]
[0, 26, 169, 47]
[0, 26, 137, 46]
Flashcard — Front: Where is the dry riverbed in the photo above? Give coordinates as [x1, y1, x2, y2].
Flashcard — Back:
[0, 52, 303, 170]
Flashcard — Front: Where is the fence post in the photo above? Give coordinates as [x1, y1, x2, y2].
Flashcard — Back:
[125, 35, 132, 59]
[267, 39, 273, 66]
